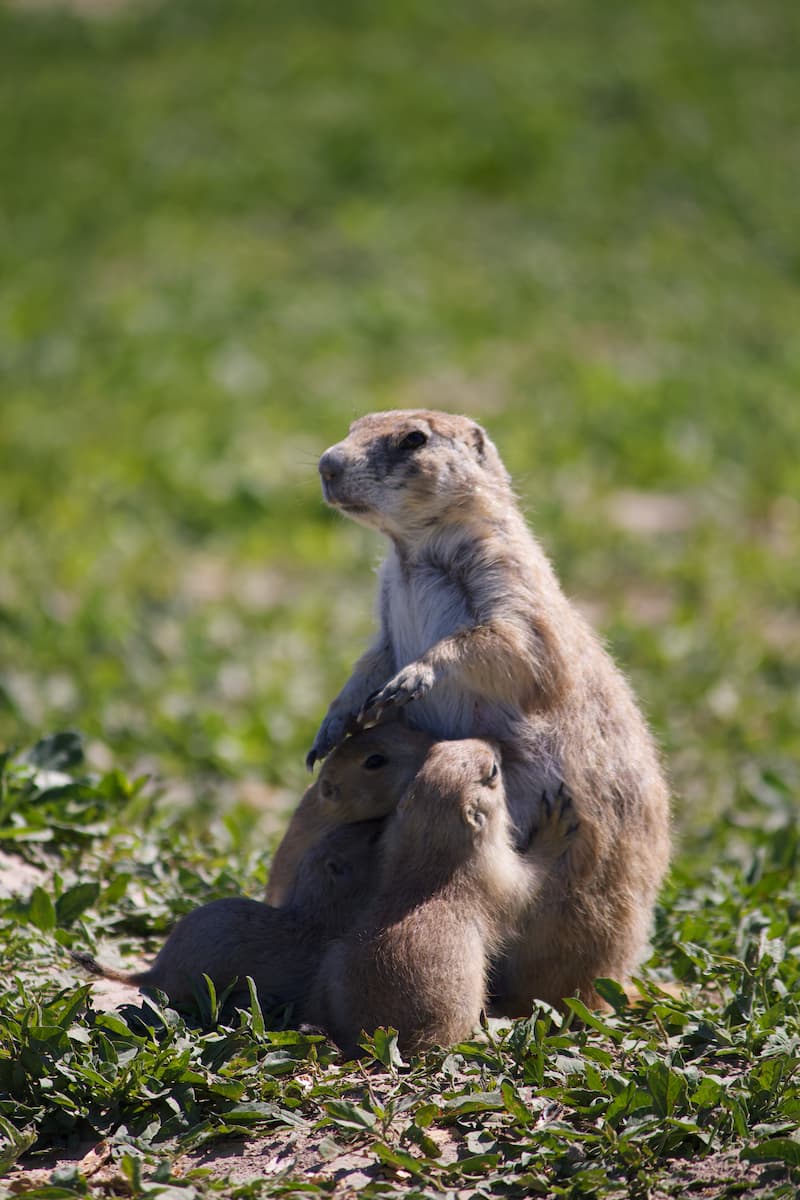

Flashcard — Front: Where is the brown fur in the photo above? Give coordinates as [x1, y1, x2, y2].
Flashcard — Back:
[73, 821, 384, 1012]
[266, 723, 434, 906]
[307, 409, 671, 1011]
[309, 739, 570, 1057]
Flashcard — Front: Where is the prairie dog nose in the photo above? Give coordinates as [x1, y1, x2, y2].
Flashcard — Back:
[319, 447, 346, 481]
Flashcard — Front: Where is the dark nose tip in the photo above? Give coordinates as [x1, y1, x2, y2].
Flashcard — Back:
[319, 448, 345, 481]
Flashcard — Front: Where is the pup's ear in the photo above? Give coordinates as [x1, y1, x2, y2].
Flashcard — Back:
[463, 804, 487, 832]
[396, 783, 416, 815]
[319, 775, 337, 803]
[325, 857, 352, 880]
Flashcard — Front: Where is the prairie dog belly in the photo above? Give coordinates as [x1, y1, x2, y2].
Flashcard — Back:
[406, 683, 486, 740]
[386, 555, 521, 738]
[407, 684, 520, 744]
[386, 563, 479, 738]
[382, 553, 558, 836]
[385, 557, 471, 669]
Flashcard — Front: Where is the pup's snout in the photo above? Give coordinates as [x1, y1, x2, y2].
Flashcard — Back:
[319, 448, 346, 482]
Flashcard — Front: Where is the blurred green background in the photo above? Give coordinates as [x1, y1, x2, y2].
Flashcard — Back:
[1, 0, 798, 844]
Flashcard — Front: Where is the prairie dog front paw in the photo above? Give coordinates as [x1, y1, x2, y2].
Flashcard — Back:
[357, 662, 435, 727]
[306, 709, 358, 770]
[525, 783, 579, 862]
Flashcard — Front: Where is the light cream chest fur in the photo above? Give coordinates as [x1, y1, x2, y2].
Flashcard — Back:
[381, 550, 499, 740]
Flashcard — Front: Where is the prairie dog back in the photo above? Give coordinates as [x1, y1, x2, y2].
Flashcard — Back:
[75, 821, 385, 1013]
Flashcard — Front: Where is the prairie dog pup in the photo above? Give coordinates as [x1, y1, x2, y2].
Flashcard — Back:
[307, 409, 671, 1009]
[310, 740, 572, 1058]
[74, 821, 383, 1012]
[267, 724, 434, 906]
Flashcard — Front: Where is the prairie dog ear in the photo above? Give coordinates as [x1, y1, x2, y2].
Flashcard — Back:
[319, 777, 336, 802]
[465, 421, 511, 486]
[469, 423, 488, 464]
[463, 804, 487, 832]
[396, 785, 415, 815]
[485, 741, 503, 767]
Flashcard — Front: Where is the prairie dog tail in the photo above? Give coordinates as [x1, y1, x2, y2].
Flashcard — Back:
[71, 949, 146, 988]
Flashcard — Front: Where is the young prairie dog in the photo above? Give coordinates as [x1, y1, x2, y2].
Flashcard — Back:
[307, 409, 671, 1010]
[267, 724, 434, 906]
[74, 821, 383, 1013]
[309, 739, 574, 1058]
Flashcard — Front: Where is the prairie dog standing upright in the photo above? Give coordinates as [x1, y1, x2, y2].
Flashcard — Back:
[310, 739, 570, 1057]
[267, 724, 433, 906]
[74, 821, 384, 1012]
[307, 410, 671, 1010]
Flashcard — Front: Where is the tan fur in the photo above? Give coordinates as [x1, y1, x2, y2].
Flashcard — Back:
[73, 821, 384, 1012]
[309, 740, 567, 1057]
[308, 409, 671, 1011]
[266, 723, 434, 906]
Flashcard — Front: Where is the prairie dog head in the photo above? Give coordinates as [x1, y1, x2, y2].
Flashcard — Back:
[315, 724, 435, 821]
[287, 820, 384, 919]
[317, 410, 512, 540]
[387, 738, 510, 865]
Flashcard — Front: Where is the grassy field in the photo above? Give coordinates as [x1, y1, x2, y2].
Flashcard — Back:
[1, 0, 798, 1195]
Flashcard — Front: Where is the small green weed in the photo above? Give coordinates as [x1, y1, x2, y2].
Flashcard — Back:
[1, 0, 798, 1195]
[1, 736, 797, 1197]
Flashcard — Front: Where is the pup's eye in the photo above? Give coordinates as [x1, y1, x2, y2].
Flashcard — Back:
[485, 761, 499, 785]
[399, 430, 427, 451]
[363, 753, 388, 770]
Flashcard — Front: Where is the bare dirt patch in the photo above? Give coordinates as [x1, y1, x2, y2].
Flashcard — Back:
[0, 850, 46, 899]
[650, 1149, 770, 1199]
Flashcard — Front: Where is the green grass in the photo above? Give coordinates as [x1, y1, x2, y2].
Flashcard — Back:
[1, 738, 798, 1197]
[0, 0, 799, 1195]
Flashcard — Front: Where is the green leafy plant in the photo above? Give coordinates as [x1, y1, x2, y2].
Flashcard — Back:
[1, 0, 798, 1194]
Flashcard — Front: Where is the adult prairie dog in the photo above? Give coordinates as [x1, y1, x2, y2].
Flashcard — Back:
[307, 409, 671, 1010]
[73, 821, 383, 1012]
[310, 739, 571, 1057]
[267, 723, 434, 906]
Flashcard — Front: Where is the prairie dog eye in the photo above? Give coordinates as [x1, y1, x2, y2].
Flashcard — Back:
[399, 430, 427, 451]
[363, 753, 388, 770]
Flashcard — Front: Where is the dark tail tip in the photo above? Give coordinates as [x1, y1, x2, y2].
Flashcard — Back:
[70, 949, 107, 977]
